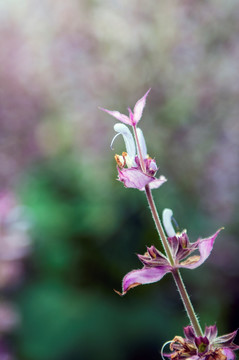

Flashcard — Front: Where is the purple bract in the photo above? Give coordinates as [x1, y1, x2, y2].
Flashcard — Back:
[100, 90, 166, 190]
[163, 325, 239, 360]
[116, 212, 221, 295]
[99, 89, 151, 126]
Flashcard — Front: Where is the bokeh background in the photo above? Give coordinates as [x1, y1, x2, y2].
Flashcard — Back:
[0, 0, 239, 359]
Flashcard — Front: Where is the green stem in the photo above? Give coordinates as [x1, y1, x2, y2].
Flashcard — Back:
[144, 184, 203, 337]
[145, 184, 174, 265]
[172, 269, 203, 336]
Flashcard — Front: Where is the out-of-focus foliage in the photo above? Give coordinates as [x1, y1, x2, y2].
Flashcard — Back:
[0, 0, 238, 359]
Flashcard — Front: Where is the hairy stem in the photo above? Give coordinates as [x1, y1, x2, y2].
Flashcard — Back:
[144, 184, 203, 337]
[145, 184, 174, 265]
[172, 269, 203, 336]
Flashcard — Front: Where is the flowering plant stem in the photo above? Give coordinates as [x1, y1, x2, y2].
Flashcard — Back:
[144, 184, 203, 337]
[101, 90, 239, 359]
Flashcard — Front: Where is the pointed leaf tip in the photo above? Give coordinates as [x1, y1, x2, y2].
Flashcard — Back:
[114, 289, 124, 296]
[99, 107, 131, 125]
[133, 88, 151, 124]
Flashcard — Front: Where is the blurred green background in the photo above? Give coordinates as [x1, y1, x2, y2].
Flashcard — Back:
[0, 0, 239, 359]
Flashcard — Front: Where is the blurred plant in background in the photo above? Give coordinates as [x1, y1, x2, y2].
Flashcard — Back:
[0, 192, 31, 359]
[0, 0, 238, 359]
